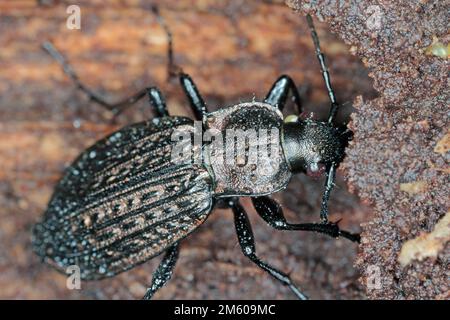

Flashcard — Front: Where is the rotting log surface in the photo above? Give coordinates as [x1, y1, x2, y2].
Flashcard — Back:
[0, 0, 377, 299]
[287, 0, 449, 299]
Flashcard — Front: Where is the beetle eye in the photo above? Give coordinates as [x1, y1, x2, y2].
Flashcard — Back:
[306, 162, 326, 178]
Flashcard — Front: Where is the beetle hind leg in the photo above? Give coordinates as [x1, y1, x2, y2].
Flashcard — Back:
[42, 41, 149, 116]
[143, 242, 180, 300]
[150, 5, 209, 122]
[41, 6, 177, 117]
[232, 201, 308, 300]
[41, 43, 168, 117]
[179, 74, 209, 122]
[147, 87, 170, 117]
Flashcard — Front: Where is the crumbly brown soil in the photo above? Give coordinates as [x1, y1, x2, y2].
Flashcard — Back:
[1, 0, 381, 299]
[287, 0, 449, 299]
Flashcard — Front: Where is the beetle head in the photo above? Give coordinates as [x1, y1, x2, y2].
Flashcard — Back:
[281, 117, 351, 176]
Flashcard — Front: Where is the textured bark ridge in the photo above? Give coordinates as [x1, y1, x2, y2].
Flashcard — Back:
[287, 0, 449, 299]
[2, 0, 378, 299]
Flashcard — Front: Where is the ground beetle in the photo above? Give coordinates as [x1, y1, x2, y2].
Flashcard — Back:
[32, 8, 360, 300]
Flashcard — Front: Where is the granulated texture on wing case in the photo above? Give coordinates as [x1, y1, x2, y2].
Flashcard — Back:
[32, 116, 213, 280]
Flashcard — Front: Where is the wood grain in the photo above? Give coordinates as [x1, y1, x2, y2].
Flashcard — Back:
[0, 0, 375, 299]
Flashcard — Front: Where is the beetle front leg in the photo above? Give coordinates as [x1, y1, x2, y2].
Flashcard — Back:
[232, 201, 308, 300]
[264, 75, 303, 113]
[252, 196, 360, 243]
[143, 242, 180, 300]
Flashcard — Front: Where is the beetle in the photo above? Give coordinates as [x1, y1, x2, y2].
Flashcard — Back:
[32, 8, 360, 300]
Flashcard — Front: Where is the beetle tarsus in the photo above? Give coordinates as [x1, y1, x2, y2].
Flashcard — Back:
[41, 5, 179, 117]
[252, 196, 360, 243]
[143, 242, 180, 300]
[232, 201, 308, 300]
[149, 5, 183, 80]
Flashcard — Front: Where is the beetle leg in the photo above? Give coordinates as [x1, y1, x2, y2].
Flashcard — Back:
[155, 3, 209, 122]
[232, 201, 308, 300]
[41, 6, 178, 117]
[180, 73, 208, 122]
[42, 42, 169, 117]
[306, 14, 339, 124]
[149, 5, 182, 79]
[152, 4, 208, 124]
[264, 75, 303, 113]
[42, 41, 150, 116]
[252, 196, 360, 243]
[40, 44, 167, 117]
[146, 87, 170, 117]
[142, 242, 180, 300]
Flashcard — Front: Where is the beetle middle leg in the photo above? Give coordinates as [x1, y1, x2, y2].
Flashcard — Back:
[179, 74, 209, 122]
[231, 200, 308, 300]
[143, 242, 180, 300]
[154, 4, 209, 122]
[252, 196, 360, 243]
[264, 75, 303, 113]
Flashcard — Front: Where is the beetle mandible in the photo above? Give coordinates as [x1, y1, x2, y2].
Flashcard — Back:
[32, 7, 360, 300]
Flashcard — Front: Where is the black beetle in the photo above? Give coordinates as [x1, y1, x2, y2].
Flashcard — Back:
[32, 9, 360, 300]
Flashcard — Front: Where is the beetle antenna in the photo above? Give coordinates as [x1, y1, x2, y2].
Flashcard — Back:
[320, 164, 336, 222]
[305, 14, 339, 124]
